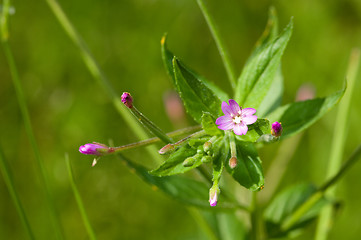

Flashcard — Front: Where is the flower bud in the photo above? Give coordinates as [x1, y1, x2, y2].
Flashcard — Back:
[209, 185, 220, 207]
[201, 156, 212, 163]
[121, 92, 133, 108]
[203, 141, 212, 153]
[271, 122, 283, 137]
[158, 144, 175, 155]
[229, 156, 237, 169]
[79, 143, 111, 156]
[182, 156, 196, 167]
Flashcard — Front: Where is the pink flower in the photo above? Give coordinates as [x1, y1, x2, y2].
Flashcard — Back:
[215, 99, 257, 135]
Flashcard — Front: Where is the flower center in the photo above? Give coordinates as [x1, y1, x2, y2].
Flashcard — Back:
[233, 115, 242, 124]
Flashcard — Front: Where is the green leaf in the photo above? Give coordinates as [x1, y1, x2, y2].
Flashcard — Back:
[235, 18, 293, 110]
[264, 183, 329, 238]
[234, 118, 271, 142]
[201, 112, 223, 136]
[161, 34, 229, 102]
[251, 6, 279, 59]
[255, 8, 284, 117]
[257, 68, 283, 117]
[117, 154, 238, 209]
[267, 86, 346, 138]
[173, 57, 222, 123]
[226, 142, 264, 191]
[150, 144, 202, 177]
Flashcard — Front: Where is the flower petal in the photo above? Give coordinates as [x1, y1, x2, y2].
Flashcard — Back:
[242, 108, 256, 116]
[233, 123, 248, 135]
[216, 116, 234, 130]
[243, 115, 257, 125]
[228, 99, 241, 115]
[221, 101, 233, 116]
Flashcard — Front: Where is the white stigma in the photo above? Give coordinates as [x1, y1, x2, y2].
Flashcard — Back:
[233, 116, 242, 124]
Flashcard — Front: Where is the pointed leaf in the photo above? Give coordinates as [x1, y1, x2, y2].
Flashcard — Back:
[235, 118, 271, 142]
[150, 145, 197, 176]
[235, 19, 293, 110]
[117, 154, 238, 209]
[267, 86, 345, 138]
[226, 142, 264, 191]
[251, 6, 279, 59]
[173, 57, 222, 123]
[161, 34, 229, 101]
[264, 183, 329, 238]
[201, 112, 223, 136]
[257, 68, 284, 117]
[255, 8, 284, 117]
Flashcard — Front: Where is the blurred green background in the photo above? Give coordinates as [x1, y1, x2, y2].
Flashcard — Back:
[1, 0, 361, 239]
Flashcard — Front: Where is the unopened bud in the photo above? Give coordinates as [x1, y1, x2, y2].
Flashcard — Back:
[79, 143, 111, 156]
[183, 156, 196, 167]
[209, 185, 220, 207]
[158, 144, 175, 155]
[203, 141, 212, 153]
[229, 156, 238, 169]
[121, 92, 133, 108]
[271, 122, 283, 137]
[201, 156, 212, 163]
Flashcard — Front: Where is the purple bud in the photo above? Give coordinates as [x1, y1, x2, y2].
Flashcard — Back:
[209, 185, 220, 207]
[121, 92, 133, 108]
[271, 122, 283, 137]
[79, 143, 109, 156]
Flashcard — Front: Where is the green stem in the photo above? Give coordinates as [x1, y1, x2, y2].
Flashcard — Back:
[250, 192, 262, 240]
[112, 125, 201, 152]
[0, 145, 35, 240]
[315, 48, 360, 240]
[319, 144, 361, 192]
[1, 14, 64, 238]
[0, 0, 10, 40]
[44, 0, 162, 163]
[281, 143, 361, 232]
[130, 106, 174, 144]
[65, 155, 97, 240]
[196, 0, 237, 89]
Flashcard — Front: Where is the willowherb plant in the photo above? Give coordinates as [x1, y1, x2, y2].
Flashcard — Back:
[79, 7, 351, 239]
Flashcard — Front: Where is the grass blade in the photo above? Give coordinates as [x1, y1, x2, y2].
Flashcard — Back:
[1, 8, 64, 237]
[0, 145, 35, 240]
[45, 0, 162, 163]
[65, 154, 97, 240]
[315, 48, 361, 240]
